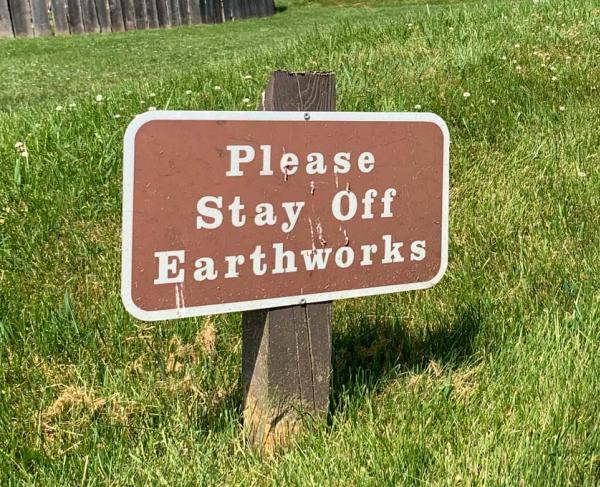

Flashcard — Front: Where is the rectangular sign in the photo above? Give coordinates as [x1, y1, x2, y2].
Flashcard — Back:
[122, 111, 449, 321]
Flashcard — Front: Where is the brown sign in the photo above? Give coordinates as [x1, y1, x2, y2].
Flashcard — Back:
[121, 112, 449, 321]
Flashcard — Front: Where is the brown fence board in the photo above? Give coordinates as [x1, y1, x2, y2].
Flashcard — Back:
[4, 0, 275, 37]
[188, 0, 200, 24]
[107, 0, 124, 31]
[50, 0, 70, 34]
[133, 0, 146, 28]
[94, 0, 111, 31]
[121, 0, 135, 29]
[8, 0, 34, 36]
[154, 0, 169, 27]
[145, 0, 157, 28]
[168, 0, 179, 26]
[177, 0, 188, 25]
[0, 0, 13, 37]
[30, 0, 51, 35]
[81, 0, 100, 32]
[200, 0, 219, 23]
[67, 0, 84, 33]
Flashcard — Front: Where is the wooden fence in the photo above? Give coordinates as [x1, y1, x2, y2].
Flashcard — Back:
[0, 0, 274, 37]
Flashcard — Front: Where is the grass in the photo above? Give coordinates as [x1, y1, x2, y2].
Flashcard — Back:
[0, 0, 469, 110]
[1, 0, 599, 484]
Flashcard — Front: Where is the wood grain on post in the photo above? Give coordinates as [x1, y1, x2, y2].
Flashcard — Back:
[145, 0, 159, 28]
[155, 0, 170, 27]
[0, 0, 14, 37]
[177, 0, 188, 25]
[81, 0, 100, 32]
[51, 0, 71, 35]
[30, 0, 51, 36]
[243, 71, 335, 454]
[188, 0, 200, 25]
[121, 0, 136, 30]
[168, 0, 179, 26]
[133, 0, 147, 29]
[94, 0, 111, 32]
[67, 0, 85, 34]
[8, 0, 34, 36]
[107, 0, 125, 31]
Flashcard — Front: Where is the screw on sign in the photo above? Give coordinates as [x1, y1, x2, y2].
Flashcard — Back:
[121, 71, 449, 452]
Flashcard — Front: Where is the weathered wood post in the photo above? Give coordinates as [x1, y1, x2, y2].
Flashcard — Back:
[0, 0, 13, 38]
[242, 71, 335, 453]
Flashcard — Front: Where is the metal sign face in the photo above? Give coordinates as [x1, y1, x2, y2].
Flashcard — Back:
[122, 111, 449, 321]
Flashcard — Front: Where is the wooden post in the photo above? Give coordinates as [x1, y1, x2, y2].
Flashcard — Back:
[177, 0, 188, 25]
[0, 0, 14, 38]
[51, 0, 71, 35]
[107, 0, 125, 31]
[242, 71, 335, 453]
[155, 0, 169, 27]
[133, 0, 147, 29]
[30, 0, 52, 36]
[167, 0, 179, 26]
[121, 0, 136, 30]
[188, 0, 200, 25]
[67, 0, 85, 34]
[94, 0, 111, 32]
[8, 0, 34, 36]
[81, 0, 100, 32]
[145, 0, 158, 28]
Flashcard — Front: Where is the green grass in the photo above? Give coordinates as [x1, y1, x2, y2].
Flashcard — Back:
[0, 0, 469, 110]
[1, 0, 599, 484]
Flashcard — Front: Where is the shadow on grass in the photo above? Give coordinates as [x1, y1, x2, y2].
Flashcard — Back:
[329, 300, 484, 416]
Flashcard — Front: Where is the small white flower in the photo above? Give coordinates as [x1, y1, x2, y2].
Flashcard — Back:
[55, 105, 64, 111]
[242, 98, 250, 103]
[565, 55, 572, 60]
[514, 43, 520, 48]
[414, 104, 422, 110]
[15, 142, 23, 149]
[68, 103, 76, 108]
[551, 76, 558, 81]
[213, 86, 222, 91]
[558, 106, 565, 112]
[185, 90, 193, 95]
[491, 99, 497, 105]
[148, 106, 156, 111]
[501, 55, 507, 60]
[95, 94, 104, 103]
[20, 149, 28, 158]
[463, 92, 471, 98]
[149, 93, 156, 98]
[243, 75, 253, 80]
[114, 114, 121, 119]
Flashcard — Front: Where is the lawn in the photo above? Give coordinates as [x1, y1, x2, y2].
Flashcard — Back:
[1, 0, 599, 485]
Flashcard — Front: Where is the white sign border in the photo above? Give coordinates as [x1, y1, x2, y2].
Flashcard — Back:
[122, 111, 450, 321]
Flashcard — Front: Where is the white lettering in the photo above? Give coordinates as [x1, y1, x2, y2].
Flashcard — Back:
[281, 201, 305, 233]
[196, 196, 223, 229]
[382, 235, 404, 263]
[154, 250, 185, 284]
[332, 190, 357, 221]
[226, 145, 255, 176]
